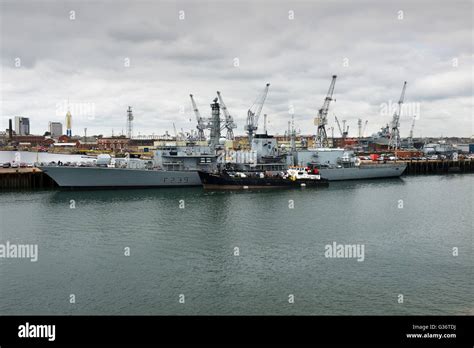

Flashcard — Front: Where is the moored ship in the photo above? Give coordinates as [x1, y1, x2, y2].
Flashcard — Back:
[295, 148, 407, 181]
[39, 165, 202, 189]
[198, 167, 329, 189]
[317, 163, 406, 181]
[39, 145, 217, 189]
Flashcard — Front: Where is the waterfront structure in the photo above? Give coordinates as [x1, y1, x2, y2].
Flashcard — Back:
[8, 135, 50, 147]
[97, 136, 130, 151]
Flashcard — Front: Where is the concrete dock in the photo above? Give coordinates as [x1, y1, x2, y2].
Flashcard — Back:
[0, 168, 57, 189]
[402, 159, 473, 175]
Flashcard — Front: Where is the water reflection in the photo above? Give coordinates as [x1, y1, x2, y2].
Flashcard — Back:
[48, 187, 205, 204]
[328, 177, 406, 191]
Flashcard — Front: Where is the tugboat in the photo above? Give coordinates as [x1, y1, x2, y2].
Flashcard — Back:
[198, 167, 329, 190]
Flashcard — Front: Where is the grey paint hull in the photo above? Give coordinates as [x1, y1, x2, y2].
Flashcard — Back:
[40, 166, 202, 188]
[318, 164, 407, 181]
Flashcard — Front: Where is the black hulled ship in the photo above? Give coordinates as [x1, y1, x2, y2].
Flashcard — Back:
[198, 167, 329, 190]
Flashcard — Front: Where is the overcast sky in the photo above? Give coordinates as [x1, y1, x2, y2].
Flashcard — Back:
[1, 0, 472, 138]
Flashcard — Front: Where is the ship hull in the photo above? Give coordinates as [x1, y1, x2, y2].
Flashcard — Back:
[318, 164, 407, 181]
[198, 171, 329, 189]
[39, 166, 202, 188]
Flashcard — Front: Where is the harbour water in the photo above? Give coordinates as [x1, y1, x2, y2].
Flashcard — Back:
[0, 175, 472, 315]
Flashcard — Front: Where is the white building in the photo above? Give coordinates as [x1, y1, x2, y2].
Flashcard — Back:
[48, 121, 63, 138]
[14, 116, 30, 135]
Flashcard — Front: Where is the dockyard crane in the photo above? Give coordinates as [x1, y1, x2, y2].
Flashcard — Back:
[358, 119, 369, 138]
[388, 81, 407, 150]
[245, 83, 270, 143]
[335, 115, 343, 138]
[334, 115, 348, 139]
[172, 122, 178, 140]
[314, 75, 337, 148]
[362, 120, 368, 137]
[190, 94, 206, 141]
[216, 91, 237, 140]
[408, 115, 416, 148]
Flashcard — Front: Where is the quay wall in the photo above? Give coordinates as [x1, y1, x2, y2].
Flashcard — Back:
[0, 159, 472, 189]
[0, 168, 57, 190]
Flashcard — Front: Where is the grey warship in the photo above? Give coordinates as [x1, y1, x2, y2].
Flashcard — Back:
[39, 148, 213, 189]
[39, 95, 226, 189]
[295, 148, 406, 181]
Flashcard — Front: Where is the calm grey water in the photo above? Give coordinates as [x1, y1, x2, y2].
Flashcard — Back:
[0, 175, 472, 315]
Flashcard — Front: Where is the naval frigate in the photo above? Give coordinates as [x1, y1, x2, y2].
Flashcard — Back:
[39, 146, 216, 188]
[295, 148, 406, 180]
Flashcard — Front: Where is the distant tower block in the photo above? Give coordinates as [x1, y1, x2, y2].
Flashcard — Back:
[126, 106, 133, 139]
[66, 110, 72, 137]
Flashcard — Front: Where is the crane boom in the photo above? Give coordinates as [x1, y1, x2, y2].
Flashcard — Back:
[408, 115, 416, 148]
[389, 81, 407, 150]
[362, 120, 368, 137]
[409, 116, 416, 139]
[315, 75, 337, 147]
[190, 94, 206, 141]
[217, 91, 237, 140]
[334, 115, 343, 137]
[172, 122, 177, 138]
[216, 91, 228, 118]
[190, 94, 201, 119]
[245, 83, 270, 143]
[253, 83, 270, 127]
[398, 81, 407, 108]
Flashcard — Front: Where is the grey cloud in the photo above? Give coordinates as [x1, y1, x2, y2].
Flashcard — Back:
[0, 0, 472, 137]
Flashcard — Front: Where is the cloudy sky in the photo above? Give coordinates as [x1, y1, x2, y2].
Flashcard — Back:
[0, 0, 472, 138]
